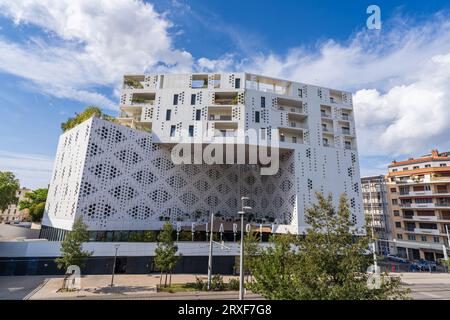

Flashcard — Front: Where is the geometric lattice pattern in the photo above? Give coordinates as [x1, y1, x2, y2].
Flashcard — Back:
[44, 117, 296, 231]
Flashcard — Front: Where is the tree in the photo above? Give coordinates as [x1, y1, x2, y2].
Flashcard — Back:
[154, 223, 180, 287]
[248, 193, 410, 300]
[240, 230, 260, 282]
[61, 106, 116, 132]
[55, 217, 92, 271]
[0, 171, 20, 212]
[19, 188, 48, 222]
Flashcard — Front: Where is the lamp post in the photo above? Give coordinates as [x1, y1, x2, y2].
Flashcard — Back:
[207, 212, 214, 290]
[110, 244, 120, 287]
[239, 196, 252, 300]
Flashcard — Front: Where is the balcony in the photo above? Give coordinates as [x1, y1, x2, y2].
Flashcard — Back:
[214, 130, 237, 138]
[213, 92, 239, 105]
[341, 128, 352, 135]
[321, 111, 332, 118]
[404, 215, 438, 222]
[399, 190, 432, 197]
[413, 228, 440, 236]
[209, 115, 232, 121]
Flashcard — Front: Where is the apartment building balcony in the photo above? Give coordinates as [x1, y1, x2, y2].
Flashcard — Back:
[341, 127, 353, 135]
[213, 92, 239, 105]
[208, 106, 233, 123]
[413, 228, 440, 236]
[213, 129, 237, 138]
[245, 74, 290, 96]
[123, 75, 145, 90]
[403, 215, 438, 222]
[279, 128, 305, 145]
[398, 190, 433, 197]
[329, 90, 343, 104]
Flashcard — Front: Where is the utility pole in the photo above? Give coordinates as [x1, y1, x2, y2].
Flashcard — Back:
[207, 212, 214, 290]
[239, 196, 252, 300]
[110, 244, 120, 287]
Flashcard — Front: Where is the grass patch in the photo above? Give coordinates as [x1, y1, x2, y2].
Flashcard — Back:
[157, 283, 199, 293]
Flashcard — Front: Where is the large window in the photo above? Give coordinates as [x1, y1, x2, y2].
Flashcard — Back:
[196, 109, 201, 121]
[170, 125, 176, 137]
[261, 96, 266, 108]
[191, 94, 196, 105]
[173, 94, 179, 105]
[188, 125, 194, 137]
[166, 109, 172, 121]
[235, 78, 241, 89]
[255, 111, 260, 123]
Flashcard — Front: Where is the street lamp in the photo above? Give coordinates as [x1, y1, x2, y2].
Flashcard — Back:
[239, 196, 252, 300]
[110, 244, 120, 287]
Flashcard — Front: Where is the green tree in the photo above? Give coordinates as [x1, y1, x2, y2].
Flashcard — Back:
[0, 171, 20, 212]
[61, 106, 116, 132]
[19, 188, 48, 222]
[154, 223, 180, 287]
[55, 217, 92, 270]
[248, 193, 410, 300]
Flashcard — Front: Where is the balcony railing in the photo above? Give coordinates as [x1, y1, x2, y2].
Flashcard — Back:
[213, 98, 238, 105]
[209, 115, 232, 121]
[414, 228, 440, 235]
[321, 112, 331, 118]
[341, 128, 351, 135]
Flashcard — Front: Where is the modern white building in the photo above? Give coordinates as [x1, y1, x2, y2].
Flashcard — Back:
[41, 73, 364, 241]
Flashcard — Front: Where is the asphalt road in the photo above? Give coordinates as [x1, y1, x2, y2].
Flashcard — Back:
[407, 283, 450, 300]
[0, 276, 48, 300]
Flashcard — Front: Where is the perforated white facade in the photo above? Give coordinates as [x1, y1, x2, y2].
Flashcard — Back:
[42, 73, 364, 235]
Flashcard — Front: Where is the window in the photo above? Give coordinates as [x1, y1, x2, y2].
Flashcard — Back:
[413, 166, 419, 169]
[170, 125, 176, 137]
[392, 169, 398, 172]
[433, 236, 440, 243]
[188, 125, 194, 137]
[425, 164, 431, 168]
[191, 94, 196, 105]
[392, 199, 398, 205]
[173, 94, 179, 105]
[394, 210, 400, 216]
[323, 138, 329, 146]
[408, 235, 416, 241]
[395, 222, 401, 228]
[235, 78, 241, 89]
[397, 234, 403, 240]
[390, 188, 397, 193]
[195, 109, 201, 121]
[344, 141, 351, 149]
[280, 135, 285, 142]
[421, 236, 427, 242]
[166, 109, 172, 121]
[298, 88, 303, 98]
[322, 123, 327, 131]
[255, 111, 260, 123]
[441, 163, 447, 167]
[261, 96, 266, 108]
[403, 167, 409, 171]
[292, 136, 297, 143]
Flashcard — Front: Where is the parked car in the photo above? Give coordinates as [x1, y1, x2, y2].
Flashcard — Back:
[409, 262, 420, 272]
[386, 254, 407, 263]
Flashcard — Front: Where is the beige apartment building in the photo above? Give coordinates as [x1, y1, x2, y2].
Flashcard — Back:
[0, 188, 31, 223]
[386, 149, 450, 261]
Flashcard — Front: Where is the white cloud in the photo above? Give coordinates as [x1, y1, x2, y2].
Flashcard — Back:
[239, 14, 450, 158]
[0, 150, 54, 189]
[0, 0, 194, 109]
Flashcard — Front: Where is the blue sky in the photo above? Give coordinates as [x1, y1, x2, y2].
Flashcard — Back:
[0, 0, 450, 189]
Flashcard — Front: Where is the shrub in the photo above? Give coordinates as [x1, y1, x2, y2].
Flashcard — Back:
[227, 278, 240, 291]
[211, 274, 225, 291]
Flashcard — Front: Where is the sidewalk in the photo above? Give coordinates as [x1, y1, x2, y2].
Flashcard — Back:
[28, 274, 246, 300]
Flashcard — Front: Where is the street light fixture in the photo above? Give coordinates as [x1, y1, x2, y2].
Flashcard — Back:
[239, 196, 252, 300]
[110, 244, 120, 287]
